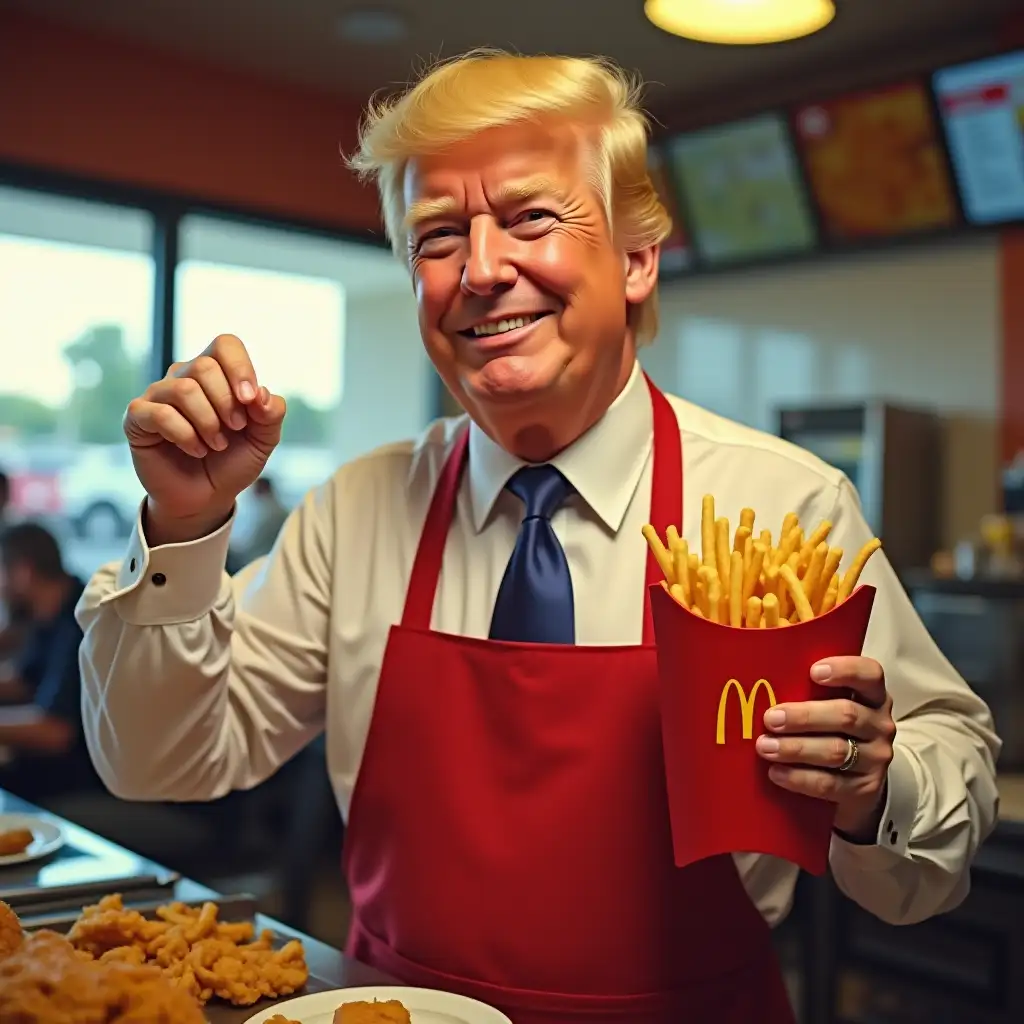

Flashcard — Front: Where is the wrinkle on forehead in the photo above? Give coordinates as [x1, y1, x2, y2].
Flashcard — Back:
[401, 122, 598, 225]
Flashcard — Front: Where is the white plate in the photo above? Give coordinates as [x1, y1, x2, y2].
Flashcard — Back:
[0, 813, 64, 866]
[243, 986, 514, 1024]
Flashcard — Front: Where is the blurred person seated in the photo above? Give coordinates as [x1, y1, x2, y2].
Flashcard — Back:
[0, 470, 25, 666]
[0, 470, 10, 531]
[226, 476, 289, 574]
[0, 522, 101, 804]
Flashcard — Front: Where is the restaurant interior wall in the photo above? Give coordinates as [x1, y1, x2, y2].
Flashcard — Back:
[0, 6, 1017, 558]
[645, 237, 1001, 550]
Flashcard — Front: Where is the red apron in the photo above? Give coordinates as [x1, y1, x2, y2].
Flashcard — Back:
[343, 376, 796, 1024]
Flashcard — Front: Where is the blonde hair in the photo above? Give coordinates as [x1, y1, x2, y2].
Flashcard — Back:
[347, 49, 672, 344]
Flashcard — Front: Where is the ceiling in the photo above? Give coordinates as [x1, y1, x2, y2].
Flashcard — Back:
[7, 0, 1020, 119]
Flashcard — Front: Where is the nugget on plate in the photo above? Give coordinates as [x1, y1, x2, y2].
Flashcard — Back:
[335, 998, 412, 1023]
[0, 827, 34, 857]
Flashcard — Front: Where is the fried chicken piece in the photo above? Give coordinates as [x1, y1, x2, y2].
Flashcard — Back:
[0, 827, 34, 856]
[0, 930, 206, 1023]
[67, 894, 168, 957]
[335, 999, 413, 1024]
[265, 1017, 301, 1024]
[0, 900, 24, 961]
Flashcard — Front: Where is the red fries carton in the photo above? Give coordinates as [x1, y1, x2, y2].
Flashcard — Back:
[650, 582, 876, 876]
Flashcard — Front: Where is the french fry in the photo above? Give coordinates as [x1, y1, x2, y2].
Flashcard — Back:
[673, 540, 691, 607]
[821, 576, 839, 615]
[780, 564, 815, 623]
[702, 567, 722, 624]
[641, 497, 881, 628]
[715, 518, 731, 595]
[695, 567, 712, 618]
[642, 524, 674, 584]
[813, 546, 843, 613]
[701, 496, 716, 571]
[837, 538, 882, 602]
[780, 512, 799, 542]
[733, 525, 752, 555]
[799, 520, 832, 565]
[729, 550, 743, 627]
[801, 542, 829, 599]
[772, 525, 803, 570]
[742, 542, 766, 604]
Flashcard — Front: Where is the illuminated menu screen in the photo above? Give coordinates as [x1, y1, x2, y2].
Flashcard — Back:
[934, 50, 1024, 224]
[648, 147, 693, 274]
[794, 81, 958, 239]
[666, 113, 817, 265]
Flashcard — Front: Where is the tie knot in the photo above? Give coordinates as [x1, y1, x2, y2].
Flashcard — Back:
[506, 465, 574, 521]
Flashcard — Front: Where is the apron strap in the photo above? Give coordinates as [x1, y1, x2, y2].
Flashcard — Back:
[643, 376, 683, 644]
[402, 374, 684, 639]
[401, 426, 469, 630]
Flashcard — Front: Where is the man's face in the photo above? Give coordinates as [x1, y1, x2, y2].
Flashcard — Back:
[0, 560, 31, 618]
[404, 121, 657, 449]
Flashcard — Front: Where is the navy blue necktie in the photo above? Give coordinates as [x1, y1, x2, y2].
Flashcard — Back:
[489, 465, 576, 644]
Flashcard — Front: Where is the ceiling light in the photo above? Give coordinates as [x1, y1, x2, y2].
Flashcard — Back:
[335, 7, 409, 46]
[645, 0, 836, 45]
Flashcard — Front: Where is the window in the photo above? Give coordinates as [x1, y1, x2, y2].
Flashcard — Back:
[0, 187, 154, 579]
[0, 188, 431, 581]
[174, 215, 430, 520]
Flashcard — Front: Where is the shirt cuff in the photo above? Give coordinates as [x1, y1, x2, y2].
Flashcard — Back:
[829, 743, 918, 872]
[98, 501, 235, 626]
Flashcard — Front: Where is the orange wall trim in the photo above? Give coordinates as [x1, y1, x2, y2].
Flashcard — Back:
[0, 11, 381, 234]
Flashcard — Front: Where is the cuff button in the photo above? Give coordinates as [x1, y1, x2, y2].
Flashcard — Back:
[152, 572, 167, 586]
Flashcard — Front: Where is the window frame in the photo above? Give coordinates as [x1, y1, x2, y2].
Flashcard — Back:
[0, 161, 447, 416]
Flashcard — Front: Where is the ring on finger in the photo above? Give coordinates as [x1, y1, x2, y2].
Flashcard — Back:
[838, 737, 859, 772]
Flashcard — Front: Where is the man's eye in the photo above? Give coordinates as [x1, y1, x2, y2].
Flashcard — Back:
[518, 209, 554, 224]
[414, 227, 462, 256]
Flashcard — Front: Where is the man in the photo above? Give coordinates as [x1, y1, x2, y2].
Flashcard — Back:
[226, 475, 289, 574]
[0, 522, 98, 803]
[0, 470, 25, 664]
[77, 52, 999, 1024]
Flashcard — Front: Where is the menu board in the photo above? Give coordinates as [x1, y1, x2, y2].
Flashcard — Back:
[647, 147, 693, 274]
[666, 113, 817, 265]
[794, 82, 958, 239]
[934, 50, 1024, 225]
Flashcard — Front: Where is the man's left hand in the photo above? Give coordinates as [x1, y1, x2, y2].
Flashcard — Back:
[756, 656, 896, 841]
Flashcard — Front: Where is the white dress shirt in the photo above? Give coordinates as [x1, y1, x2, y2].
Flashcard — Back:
[77, 362, 1000, 928]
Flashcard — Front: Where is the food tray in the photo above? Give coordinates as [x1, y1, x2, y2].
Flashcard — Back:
[1, 868, 181, 916]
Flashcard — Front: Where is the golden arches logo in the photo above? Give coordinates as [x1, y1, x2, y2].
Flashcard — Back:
[716, 678, 777, 745]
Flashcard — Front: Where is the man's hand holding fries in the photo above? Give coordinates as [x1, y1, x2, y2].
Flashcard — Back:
[644, 496, 897, 841]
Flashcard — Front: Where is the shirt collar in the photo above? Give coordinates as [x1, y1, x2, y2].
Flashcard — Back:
[467, 360, 653, 534]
